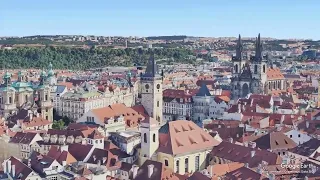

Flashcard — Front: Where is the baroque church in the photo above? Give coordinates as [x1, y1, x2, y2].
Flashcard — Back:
[231, 34, 286, 100]
[0, 64, 54, 121]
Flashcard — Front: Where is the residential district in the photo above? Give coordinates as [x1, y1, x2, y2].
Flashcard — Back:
[0, 34, 320, 180]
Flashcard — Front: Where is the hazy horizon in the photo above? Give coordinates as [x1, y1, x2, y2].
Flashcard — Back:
[1, 0, 320, 40]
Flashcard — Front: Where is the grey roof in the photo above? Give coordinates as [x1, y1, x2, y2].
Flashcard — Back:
[159, 122, 169, 134]
[196, 83, 211, 96]
[143, 53, 160, 78]
[56, 85, 66, 94]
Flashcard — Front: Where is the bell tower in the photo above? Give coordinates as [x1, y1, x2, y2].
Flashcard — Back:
[251, 33, 268, 94]
[0, 71, 17, 117]
[37, 70, 53, 121]
[141, 53, 163, 123]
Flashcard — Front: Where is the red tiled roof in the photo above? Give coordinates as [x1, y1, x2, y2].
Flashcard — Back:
[157, 120, 220, 155]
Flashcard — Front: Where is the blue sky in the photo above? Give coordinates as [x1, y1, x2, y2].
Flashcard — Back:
[1, 0, 319, 39]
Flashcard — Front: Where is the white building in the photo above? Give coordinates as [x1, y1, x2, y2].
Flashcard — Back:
[163, 89, 195, 121]
[209, 96, 229, 119]
[60, 83, 135, 120]
[192, 84, 212, 121]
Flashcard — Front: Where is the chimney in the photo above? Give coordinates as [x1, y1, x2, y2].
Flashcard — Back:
[238, 104, 241, 113]
[209, 165, 213, 177]
[148, 164, 154, 178]
[27, 159, 31, 167]
[228, 138, 233, 144]
[12, 165, 15, 177]
[280, 115, 285, 125]
[269, 173, 275, 180]
[257, 164, 262, 174]
[132, 165, 139, 179]
[244, 163, 249, 168]
[243, 142, 248, 147]
[62, 161, 67, 166]
[306, 121, 310, 128]
[250, 142, 256, 148]
[29, 112, 33, 120]
[7, 160, 11, 174]
[251, 150, 255, 157]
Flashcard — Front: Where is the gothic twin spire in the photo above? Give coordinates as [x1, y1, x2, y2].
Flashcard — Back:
[235, 33, 263, 61]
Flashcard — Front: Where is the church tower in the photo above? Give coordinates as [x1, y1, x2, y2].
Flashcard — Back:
[231, 35, 245, 100]
[250, 33, 268, 94]
[37, 70, 53, 121]
[141, 53, 163, 123]
[139, 116, 160, 165]
[0, 71, 17, 117]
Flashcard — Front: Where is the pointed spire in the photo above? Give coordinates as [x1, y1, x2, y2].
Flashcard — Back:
[254, 33, 263, 61]
[236, 34, 243, 60]
[143, 52, 159, 78]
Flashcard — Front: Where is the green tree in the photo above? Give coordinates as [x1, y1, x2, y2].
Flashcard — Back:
[52, 120, 65, 130]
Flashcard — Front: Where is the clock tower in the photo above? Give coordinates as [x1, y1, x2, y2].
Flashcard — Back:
[141, 53, 163, 123]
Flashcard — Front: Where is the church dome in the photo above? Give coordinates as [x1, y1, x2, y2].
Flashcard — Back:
[47, 62, 54, 77]
[3, 71, 11, 80]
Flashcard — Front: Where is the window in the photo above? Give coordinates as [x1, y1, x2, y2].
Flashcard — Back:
[195, 156, 200, 171]
[263, 65, 266, 73]
[254, 65, 258, 74]
[298, 134, 301, 138]
[25, 95, 28, 102]
[45, 94, 48, 101]
[185, 158, 189, 173]
[165, 159, 169, 166]
[283, 152, 285, 155]
[153, 134, 156, 142]
[290, 135, 292, 138]
[157, 101, 159, 107]
[9, 97, 12, 104]
[144, 133, 147, 143]
[176, 160, 179, 173]
[234, 64, 238, 73]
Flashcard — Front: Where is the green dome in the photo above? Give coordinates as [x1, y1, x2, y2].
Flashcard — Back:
[47, 62, 54, 77]
[127, 71, 132, 78]
[3, 71, 11, 79]
[40, 70, 47, 77]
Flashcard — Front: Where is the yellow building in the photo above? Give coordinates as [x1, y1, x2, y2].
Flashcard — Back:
[139, 119, 221, 175]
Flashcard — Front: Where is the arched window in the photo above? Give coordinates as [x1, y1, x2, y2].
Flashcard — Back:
[143, 133, 147, 143]
[165, 159, 169, 166]
[269, 82, 271, 90]
[263, 65, 266, 73]
[273, 81, 276, 89]
[254, 65, 258, 74]
[176, 160, 180, 173]
[234, 64, 238, 73]
[153, 134, 156, 142]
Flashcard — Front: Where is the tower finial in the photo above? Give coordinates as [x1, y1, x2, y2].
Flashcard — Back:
[236, 34, 243, 60]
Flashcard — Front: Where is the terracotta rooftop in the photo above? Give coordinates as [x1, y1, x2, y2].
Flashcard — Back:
[266, 67, 284, 80]
[157, 120, 221, 155]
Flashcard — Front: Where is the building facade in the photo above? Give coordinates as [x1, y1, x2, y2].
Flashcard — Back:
[140, 53, 163, 123]
[231, 34, 286, 100]
[0, 67, 54, 121]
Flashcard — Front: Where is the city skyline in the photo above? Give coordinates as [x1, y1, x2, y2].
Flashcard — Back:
[1, 0, 320, 40]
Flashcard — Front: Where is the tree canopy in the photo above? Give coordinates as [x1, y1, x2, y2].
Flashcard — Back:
[0, 47, 194, 70]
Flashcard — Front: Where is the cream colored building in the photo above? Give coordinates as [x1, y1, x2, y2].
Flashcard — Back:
[139, 119, 221, 174]
[0, 68, 54, 122]
[0, 135, 21, 163]
[60, 84, 135, 120]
